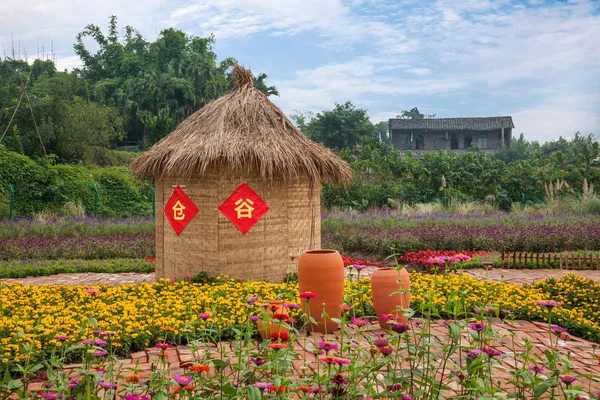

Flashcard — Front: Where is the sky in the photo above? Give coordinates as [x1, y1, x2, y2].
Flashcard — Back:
[1, 0, 599, 142]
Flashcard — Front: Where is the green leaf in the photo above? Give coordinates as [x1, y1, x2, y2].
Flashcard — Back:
[7, 379, 22, 390]
[533, 378, 556, 399]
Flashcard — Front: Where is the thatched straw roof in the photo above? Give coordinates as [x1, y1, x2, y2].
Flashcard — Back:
[130, 65, 352, 185]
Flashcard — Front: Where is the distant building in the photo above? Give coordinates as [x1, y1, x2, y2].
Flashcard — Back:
[388, 116, 514, 152]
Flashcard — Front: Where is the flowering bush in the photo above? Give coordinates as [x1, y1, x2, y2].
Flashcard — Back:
[0, 275, 598, 399]
[399, 250, 484, 267]
[340, 255, 382, 268]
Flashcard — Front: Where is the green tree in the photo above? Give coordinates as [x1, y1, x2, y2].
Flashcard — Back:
[396, 107, 435, 119]
[303, 102, 377, 150]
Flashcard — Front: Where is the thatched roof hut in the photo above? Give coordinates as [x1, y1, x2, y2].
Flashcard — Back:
[131, 65, 352, 281]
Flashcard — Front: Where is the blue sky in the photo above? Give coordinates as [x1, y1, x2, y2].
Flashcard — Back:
[1, 0, 599, 142]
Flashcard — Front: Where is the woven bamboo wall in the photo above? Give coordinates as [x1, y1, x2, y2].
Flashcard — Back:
[155, 170, 320, 282]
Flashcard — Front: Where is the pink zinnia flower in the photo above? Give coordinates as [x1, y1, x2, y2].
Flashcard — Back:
[98, 381, 117, 388]
[373, 335, 388, 348]
[284, 303, 300, 309]
[469, 322, 486, 332]
[391, 322, 409, 334]
[94, 350, 108, 357]
[249, 315, 259, 321]
[380, 313, 395, 321]
[40, 392, 63, 399]
[467, 349, 483, 358]
[380, 345, 394, 356]
[559, 375, 576, 385]
[536, 301, 564, 308]
[85, 288, 101, 296]
[248, 295, 259, 305]
[81, 339, 93, 345]
[55, 335, 69, 341]
[173, 375, 193, 386]
[529, 365, 544, 373]
[94, 339, 107, 347]
[155, 343, 173, 350]
[318, 341, 339, 351]
[340, 304, 354, 311]
[300, 292, 317, 300]
[351, 317, 370, 327]
[199, 313, 211, 320]
[482, 347, 502, 357]
[551, 325, 568, 334]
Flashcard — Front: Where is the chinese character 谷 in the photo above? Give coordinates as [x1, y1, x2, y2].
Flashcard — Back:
[234, 198, 254, 218]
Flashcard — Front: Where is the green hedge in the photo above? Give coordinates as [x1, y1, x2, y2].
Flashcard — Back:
[0, 146, 152, 217]
[0, 258, 155, 279]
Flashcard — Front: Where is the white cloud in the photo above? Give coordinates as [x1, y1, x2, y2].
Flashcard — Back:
[512, 107, 600, 142]
[1, 0, 598, 141]
[405, 68, 431, 76]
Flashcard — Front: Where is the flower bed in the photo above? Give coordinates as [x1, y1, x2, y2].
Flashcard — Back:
[0, 234, 154, 260]
[1, 273, 598, 368]
[0, 273, 599, 399]
[399, 250, 484, 268]
[0, 259, 155, 279]
[322, 211, 600, 256]
[341, 255, 382, 268]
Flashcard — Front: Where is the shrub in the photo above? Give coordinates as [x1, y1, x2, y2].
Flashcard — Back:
[0, 258, 155, 278]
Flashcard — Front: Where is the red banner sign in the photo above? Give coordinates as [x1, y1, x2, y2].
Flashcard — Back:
[219, 183, 269, 234]
[164, 185, 199, 235]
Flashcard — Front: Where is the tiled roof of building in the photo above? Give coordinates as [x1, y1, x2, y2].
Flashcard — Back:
[389, 116, 514, 131]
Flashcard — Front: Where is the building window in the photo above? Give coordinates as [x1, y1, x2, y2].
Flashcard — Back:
[434, 135, 446, 150]
[416, 135, 425, 150]
[399, 133, 411, 150]
[450, 133, 459, 149]
[464, 133, 473, 148]
[477, 134, 488, 149]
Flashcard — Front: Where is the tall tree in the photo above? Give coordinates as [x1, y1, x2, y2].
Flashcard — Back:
[397, 107, 435, 119]
[302, 102, 377, 150]
[74, 16, 276, 146]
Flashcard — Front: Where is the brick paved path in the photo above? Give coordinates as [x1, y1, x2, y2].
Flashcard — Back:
[25, 320, 600, 395]
[0, 272, 155, 286]
[2, 268, 600, 286]
[464, 268, 600, 284]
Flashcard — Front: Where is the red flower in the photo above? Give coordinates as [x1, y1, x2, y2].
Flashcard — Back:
[273, 313, 290, 321]
[341, 255, 382, 268]
[399, 250, 483, 268]
[271, 332, 289, 342]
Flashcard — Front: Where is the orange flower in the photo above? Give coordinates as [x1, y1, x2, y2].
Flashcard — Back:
[268, 343, 287, 350]
[269, 384, 287, 393]
[125, 373, 141, 383]
[190, 364, 210, 373]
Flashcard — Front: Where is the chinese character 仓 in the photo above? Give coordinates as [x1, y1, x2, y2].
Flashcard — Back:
[172, 200, 186, 220]
[234, 198, 254, 218]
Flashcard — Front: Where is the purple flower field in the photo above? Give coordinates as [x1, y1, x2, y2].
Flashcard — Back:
[0, 234, 154, 260]
[2, 213, 599, 259]
[322, 211, 600, 256]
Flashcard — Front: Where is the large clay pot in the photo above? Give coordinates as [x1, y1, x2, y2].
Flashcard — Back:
[257, 300, 289, 340]
[371, 268, 411, 330]
[298, 250, 344, 333]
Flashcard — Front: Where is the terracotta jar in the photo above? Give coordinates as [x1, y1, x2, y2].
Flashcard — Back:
[257, 300, 289, 340]
[298, 249, 344, 333]
[371, 268, 411, 330]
